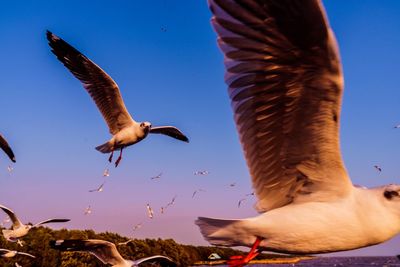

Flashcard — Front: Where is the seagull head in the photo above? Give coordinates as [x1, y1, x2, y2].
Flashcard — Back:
[140, 122, 152, 133]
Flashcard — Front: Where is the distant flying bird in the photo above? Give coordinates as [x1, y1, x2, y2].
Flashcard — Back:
[16, 240, 24, 247]
[374, 165, 382, 172]
[89, 182, 105, 193]
[394, 125, 400, 129]
[192, 189, 206, 199]
[50, 239, 177, 267]
[196, 1, 400, 266]
[117, 239, 134, 246]
[150, 172, 163, 180]
[166, 195, 177, 208]
[47, 31, 189, 167]
[246, 192, 255, 197]
[237, 198, 246, 208]
[103, 169, 110, 177]
[228, 183, 236, 187]
[194, 170, 209, 176]
[132, 223, 142, 232]
[146, 204, 154, 219]
[0, 217, 11, 227]
[0, 204, 70, 242]
[84, 206, 92, 215]
[7, 165, 13, 174]
[0, 134, 15, 163]
[0, 249, 35, 259]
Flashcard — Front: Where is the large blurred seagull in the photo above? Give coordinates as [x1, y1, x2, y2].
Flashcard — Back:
[46, 31, 189, 167]
[50, 239, 177, 267]
[0, 134, 15, 163]
[0, 204, 70, 242]
[196, 1, 400, 266]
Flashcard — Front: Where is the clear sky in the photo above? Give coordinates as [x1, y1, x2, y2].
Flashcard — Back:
[0, 0, 400, 257]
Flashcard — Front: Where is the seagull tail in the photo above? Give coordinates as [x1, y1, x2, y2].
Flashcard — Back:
[195, 217, 253, 247]
[95, 141, 114, 153]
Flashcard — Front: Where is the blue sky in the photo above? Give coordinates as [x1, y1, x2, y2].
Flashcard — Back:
[0, 0, 400, 256]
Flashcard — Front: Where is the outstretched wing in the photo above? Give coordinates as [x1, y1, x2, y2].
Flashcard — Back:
[149, 126, 189, 142]
[209, 0, 352, 212]
[49, 239, 125, 265]
[0, 134, 15, 162]
[33, 218, 70, 228]
[16, 252, 36, 258]
[47, 31, 135, 135]
[133, 255, 177, 266]
[0, 205, 22, 229]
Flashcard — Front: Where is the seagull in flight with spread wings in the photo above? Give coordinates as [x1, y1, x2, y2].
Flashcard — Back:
[46, 31, 189, 167]
[50, 239, 177, 267]
[196, 1, 400, 266]
[0, 134, 15, 163]
[0, 204, 70, 242]
[0, 249, 35, 259]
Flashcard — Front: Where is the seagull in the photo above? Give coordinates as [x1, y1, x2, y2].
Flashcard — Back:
[0, 204, 70, 242]
[7, 165, 13, 174]
[103, 168, 110, 177]
[89, 182, 105, 193]
[16, 240, 24, 247]
[47, 31, 189, 167]
[0, 249, 35, 259]
[194, 170, 209, 176]
[117, 239, 134, 246]
[245, 192, 255, 197]
[84, 206, 92, 215]
[49, 239, 177, 267]
[150, 172, 163, 180]
[132, 223, 143, 233]
[165, 195, 177, 208]
[229, 183, 236, 187]
[192, 189, 206, 199]
[146, 204, 154, 219]
[196, 1, 400, 266]
[237, 198, 246, 208]
[394, 125, 400, 129]
[0, 134, 15, 163]
[374, 165, 382, 172]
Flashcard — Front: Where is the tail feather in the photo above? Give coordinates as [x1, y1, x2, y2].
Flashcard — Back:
[95, 141, 114, 153]
[195, 217, 250, 247]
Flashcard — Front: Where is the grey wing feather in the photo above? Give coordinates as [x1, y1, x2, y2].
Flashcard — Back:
[0, 205, 22, 229]
[149, 126, 189, 142]
[209, 0, 352, 212]
[17, 252, 36, 258]
[0, 134, 15, 162]
[49, 239, 125, 265]
[133, 255, 177, 266]
[46, 31, 134, 135]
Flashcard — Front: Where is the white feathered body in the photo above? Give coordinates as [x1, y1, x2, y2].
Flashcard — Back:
[96, 123, 149, 153]
[2, 226, 30, 242]
[198, 186, 400, 254]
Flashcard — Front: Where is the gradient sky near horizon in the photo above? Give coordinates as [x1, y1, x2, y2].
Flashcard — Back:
[1, 0, 400, 257]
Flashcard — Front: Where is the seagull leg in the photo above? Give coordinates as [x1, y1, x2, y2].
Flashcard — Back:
[108, 150, 114, 163]
[226, 237, 262, 267]
[115, 147, 123, 167]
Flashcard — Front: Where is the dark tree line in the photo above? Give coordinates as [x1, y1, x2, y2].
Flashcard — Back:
[0, 226, 246, 266]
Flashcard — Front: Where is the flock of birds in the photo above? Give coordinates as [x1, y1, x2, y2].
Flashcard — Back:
[2, 1, 400, 267]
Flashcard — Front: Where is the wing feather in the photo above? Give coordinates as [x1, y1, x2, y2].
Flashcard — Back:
[0, 134, 15, 162]
[209, 0, 352, 212]
[47, 31, 134, 135]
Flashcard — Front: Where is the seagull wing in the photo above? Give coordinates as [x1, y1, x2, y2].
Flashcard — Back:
[0, 205, 22, 229]
[149, 126, 189, 142]
[0, 249, 10, 256]
[0, 134, 15, 162]
[16, 252, 36, 258]
[47, 31, 135, 135]
[33, 218, 70, 228]
[133, 255, 177, 266]
[209, 0, 352, 212]
[49, 239, 125, 265]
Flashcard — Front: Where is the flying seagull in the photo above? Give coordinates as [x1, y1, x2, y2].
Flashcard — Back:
[150, 172, 163, 180]
[146, 204, 154, 219]
[192, 189, 206, 199]
[196, 1, 400, 266]
[89, 182, 105, 193]
[0, 204, 70, 242]
[0, 249, 35, 259]
[374, 165, 382, 172]
[46, 31, 189, 167]
[237, 198, 246, 208]
[50, 239, 177, 267]
[103, 168, 110, 177]
[84, 205, 92, 215]
[194, 170, 209, 176]
[0, 134, 15, 163]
